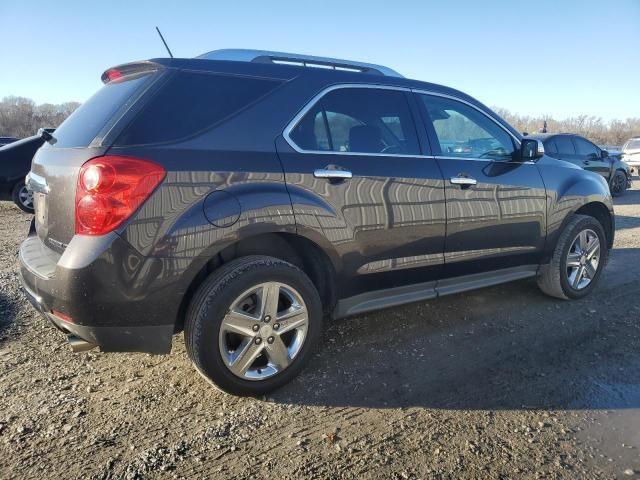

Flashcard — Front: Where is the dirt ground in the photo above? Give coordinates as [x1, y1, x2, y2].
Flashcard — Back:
[1, 181, 639, 480]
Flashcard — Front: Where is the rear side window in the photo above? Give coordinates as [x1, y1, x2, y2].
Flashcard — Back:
[116, 71, 283, 145]
[555, 136, 576, 155]
[289, 88, 420, 155]
[52, 72, 154, 148]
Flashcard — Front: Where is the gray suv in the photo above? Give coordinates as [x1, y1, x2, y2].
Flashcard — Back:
[20, 50, 614, 395]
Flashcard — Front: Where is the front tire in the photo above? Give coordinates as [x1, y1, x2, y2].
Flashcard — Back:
[184, 256, 322, 396]
[610, 170, 627, 197]
[537, 214, 608, 300]
[12, 182, 34, 213]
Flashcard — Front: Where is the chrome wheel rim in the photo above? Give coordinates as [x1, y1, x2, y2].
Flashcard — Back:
[219, 282, 308, 381]
[566, 229, 600, 290]
[18, 186, 33, 209]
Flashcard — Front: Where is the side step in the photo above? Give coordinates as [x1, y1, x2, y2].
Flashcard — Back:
[333, 265, 538, 319]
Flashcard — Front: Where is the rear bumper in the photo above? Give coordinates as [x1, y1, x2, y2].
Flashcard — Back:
[19, 227, 182, 354]
[22, 284, 172, 353]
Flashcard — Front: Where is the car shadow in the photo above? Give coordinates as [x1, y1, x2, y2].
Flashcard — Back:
[274, 247, 640, 410]
[613, 185, 640, 206]
[615, 215, 640, 231]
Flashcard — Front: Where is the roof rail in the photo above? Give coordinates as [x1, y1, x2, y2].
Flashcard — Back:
[196, 49, 404, 78]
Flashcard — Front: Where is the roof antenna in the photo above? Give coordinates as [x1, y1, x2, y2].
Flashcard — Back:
[155, 26, 174, 58]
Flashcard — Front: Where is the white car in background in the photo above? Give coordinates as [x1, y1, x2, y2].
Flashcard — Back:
[622, 137, 640, 175]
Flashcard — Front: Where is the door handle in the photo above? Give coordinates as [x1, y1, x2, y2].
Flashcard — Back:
[449, 176, 477, 186]
[314, 168, 353, 180]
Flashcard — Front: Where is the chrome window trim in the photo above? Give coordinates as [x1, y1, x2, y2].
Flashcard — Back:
[283, 84, 424, 158]
[411, 88, 522, 147]
[282, 83, 524, 161]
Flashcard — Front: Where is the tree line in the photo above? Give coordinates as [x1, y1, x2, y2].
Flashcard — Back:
[1, 95, 638, 147]
[0, 96, 80, 139]
[492, 108, 640, 147]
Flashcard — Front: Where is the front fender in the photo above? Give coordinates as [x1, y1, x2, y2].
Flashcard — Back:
[538, 161, 613, 261]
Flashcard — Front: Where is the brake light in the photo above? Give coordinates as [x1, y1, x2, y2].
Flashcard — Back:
[75, 156, 165, 236]
[105, 69, 123, 82]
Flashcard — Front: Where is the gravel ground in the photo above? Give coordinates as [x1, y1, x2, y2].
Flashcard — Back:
[1, 181, 640, 479]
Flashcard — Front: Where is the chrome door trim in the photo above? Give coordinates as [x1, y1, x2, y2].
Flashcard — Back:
[450, 176, 477, 186]
[313, 169, 353, 180]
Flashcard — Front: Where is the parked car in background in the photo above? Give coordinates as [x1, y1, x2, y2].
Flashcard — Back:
[529, 133, 632, 196]
[0, 134, 46, 212]
[622, 137, 640, 175]
[0, 137, 19, 147]
[20, 49, 615, 396]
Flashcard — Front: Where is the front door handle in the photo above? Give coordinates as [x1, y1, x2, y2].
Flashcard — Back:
[314, 168, 353, 180]
[449, 176, 477, 186]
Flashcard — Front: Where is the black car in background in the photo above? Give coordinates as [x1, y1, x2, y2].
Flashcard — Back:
[529, 133, 631, 196]
[0, 134, 46, 212]
[0, 136, 19, 147]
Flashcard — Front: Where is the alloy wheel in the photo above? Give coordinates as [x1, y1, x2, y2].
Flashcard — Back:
[18, 185, 33, 210]
[566, 228, 600, 290]
[611, 173, 626, 195]
[218, 282, 309, 380]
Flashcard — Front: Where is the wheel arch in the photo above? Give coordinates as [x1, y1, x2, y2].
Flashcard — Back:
[574, 201, 614, 249]
[174, 232, 338, 332]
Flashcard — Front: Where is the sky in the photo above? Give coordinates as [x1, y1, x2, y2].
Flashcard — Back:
[0, 0, 638, 120]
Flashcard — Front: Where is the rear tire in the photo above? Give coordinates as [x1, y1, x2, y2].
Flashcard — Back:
[12, 182, 34, 213]
[610, 170, 627, 197]
[184, 255, 322, 396]
[537, 214, 608, 300]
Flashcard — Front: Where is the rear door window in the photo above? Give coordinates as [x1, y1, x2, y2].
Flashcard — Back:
[289, 87, 420, 155]
[554, 136, 576, 156]
[52, 72, 154, 148]
[115, 71, 283, 145]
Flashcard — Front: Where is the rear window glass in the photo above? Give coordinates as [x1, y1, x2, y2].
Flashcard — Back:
[52, 72, 153, 148]
[115, 71, 283, 145]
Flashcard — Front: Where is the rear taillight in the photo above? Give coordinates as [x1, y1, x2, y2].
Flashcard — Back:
[75, 155, 165, 236]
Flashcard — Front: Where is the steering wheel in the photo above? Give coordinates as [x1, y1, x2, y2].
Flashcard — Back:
[381, 145, 402, 154]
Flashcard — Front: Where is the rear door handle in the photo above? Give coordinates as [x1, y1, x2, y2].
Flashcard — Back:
[314, 169, 353, 180]
[449, 176, 477, 186]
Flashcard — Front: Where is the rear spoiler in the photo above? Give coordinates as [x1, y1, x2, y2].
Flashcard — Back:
[101, 61, 163, 84]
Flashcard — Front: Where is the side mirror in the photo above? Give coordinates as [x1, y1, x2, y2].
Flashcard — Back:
[601, 150, 609, 159]
[520, 138, 544, 161]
